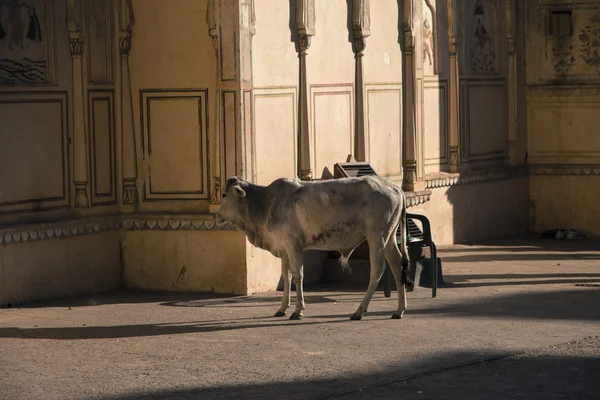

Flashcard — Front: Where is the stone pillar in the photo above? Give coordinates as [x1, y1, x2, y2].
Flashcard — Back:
[206, 0, 255, 212]
[506, 0, 518, 165]
[402, 0, 421, 191]
[352, 0, 370, 162]
[446, 0, 460, 173]
[67, 0, 89, 208]
[207, 0, 222, 211]
[296, 0, 315, 180]
[119, 0, 138, 205]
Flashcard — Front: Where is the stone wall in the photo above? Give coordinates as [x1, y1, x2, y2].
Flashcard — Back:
[525, 0, 600, 236]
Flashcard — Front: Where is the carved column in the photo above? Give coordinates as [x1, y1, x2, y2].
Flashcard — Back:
[402, 0, 420, 191]
[296, 0, 315, 180]
[446, 0, 460, 172]
[207, 0, 222, 211]
[119, 0, 138, 204]
[67, 0, 89, 208]
[352, 0, 370, 162]
[506, 0, 518, 165]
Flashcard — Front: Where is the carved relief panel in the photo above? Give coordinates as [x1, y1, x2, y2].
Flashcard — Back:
[0, 0, 54, 85]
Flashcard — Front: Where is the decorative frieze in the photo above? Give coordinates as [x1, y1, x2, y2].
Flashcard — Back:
[0, 215, 237, 245]
[425, 166, 529, 189]
[405, 190, 432, 207]
[526, 86, 600, 98]
[529, 165, 600, 176]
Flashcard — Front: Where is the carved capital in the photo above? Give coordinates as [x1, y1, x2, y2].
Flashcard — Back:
[403, 160, 417, 190]
[403, 32, 415, 51]
[69, 37, 84, 55]
[402, 0, 414, 32]
[298, 34, 312, 53]
[448, 37, 458, 56]
[119, 35, 132, 55]
[507, 38, 516, 55]
[75, 182, 89, 208]
[296, 0, 315, 52]
[301, 169, 313, 181]
[211, 178, 222, 204]
[123, 178, 138, 205]
[449, 146, 460, 167]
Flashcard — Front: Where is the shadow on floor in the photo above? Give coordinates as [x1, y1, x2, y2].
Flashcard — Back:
[81, 338, 600, 400]
[1, 287, 598, 341]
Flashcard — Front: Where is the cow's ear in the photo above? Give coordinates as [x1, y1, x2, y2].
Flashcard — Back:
[232, 185, 246, 198]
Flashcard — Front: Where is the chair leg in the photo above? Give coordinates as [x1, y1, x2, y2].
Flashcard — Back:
[430, 243, 438, 298]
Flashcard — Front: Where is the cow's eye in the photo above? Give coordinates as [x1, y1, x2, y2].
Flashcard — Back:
[222, 193, 227, 198]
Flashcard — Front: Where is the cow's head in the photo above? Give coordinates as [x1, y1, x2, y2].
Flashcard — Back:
[216, 176, 249, 228]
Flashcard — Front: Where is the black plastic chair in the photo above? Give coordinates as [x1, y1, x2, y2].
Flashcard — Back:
[382, 212, 441, 298]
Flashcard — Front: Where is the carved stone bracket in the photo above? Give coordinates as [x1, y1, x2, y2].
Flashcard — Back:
[352, 0, 370, 55]
[296, 0, 315, 180]
[206, 0, 219, 53]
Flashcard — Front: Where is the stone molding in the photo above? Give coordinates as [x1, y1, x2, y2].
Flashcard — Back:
[425, 166, 529, 189]
[529, 165, 600, 176]
[0, 216, 236, 245]
[526, 86, 600, 98]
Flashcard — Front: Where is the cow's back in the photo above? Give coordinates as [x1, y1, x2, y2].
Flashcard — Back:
[265, 176, 404, 251]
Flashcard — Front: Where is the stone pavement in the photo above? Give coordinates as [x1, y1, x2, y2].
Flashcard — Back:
[1, 236, 599, 400]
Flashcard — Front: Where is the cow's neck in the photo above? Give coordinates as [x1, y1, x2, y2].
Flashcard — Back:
[241, 184, 274, 253]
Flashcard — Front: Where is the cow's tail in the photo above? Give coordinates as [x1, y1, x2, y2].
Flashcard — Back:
[399, 191, 413, 288]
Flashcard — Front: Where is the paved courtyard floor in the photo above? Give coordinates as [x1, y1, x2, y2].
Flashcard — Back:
[1, 236, 599, 399]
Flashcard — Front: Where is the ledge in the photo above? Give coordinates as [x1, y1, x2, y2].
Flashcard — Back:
[405, 190, 432, 207]
[424, 166, 528, 189]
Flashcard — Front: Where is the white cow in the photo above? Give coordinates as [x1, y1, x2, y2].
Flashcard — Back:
[216, 175, 412, 320]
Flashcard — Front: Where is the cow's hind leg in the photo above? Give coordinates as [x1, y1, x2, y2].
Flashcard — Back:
[384, 239, 408, 319]
[275, 256, 292, 317]
[287, 250, 305, 320]
[351, 238, 386, 320]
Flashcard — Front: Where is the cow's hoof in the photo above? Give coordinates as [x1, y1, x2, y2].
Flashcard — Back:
[391, 313, 403, 319]
[350, 314, 362, 321]
[406, 285, 415, 292]
[289, 312, 303, 320]
[274, 311, 286, 317]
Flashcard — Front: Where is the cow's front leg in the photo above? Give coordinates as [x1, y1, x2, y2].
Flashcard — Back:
[287, 251, 305, 320]
[275, 256, 292, 317]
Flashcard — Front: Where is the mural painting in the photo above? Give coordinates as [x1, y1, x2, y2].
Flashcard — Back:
[578, 13, 600, 71]
[470, 0, 497, 74]
[423, 1, 434, 76]
[0, 0, 46, 84]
